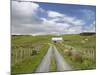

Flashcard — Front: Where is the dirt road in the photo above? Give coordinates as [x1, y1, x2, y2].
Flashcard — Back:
[53, 46, 72, 71]
[35, 45, 53, 73]
[35, 44, 72, 73]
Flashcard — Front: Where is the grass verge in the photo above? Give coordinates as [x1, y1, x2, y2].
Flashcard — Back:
[49, 50, 57, 72]
[55, 43, 96, 70]
[11, 44, 49, 75]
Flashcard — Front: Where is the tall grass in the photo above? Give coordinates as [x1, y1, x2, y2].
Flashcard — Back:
[55, 34, 96, 70]
[11, 35, 50, 74]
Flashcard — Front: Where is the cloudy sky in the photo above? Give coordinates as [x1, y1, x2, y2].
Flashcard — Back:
[11, 0, 96, 35]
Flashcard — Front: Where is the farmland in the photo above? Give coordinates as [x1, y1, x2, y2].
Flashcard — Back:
[55, 34, 96, 70]
[11, 34, 96, 74]
[11, 35, 52, 74]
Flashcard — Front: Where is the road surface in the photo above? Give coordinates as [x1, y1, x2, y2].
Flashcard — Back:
[35, 45, 53, 73]
[53, 46, 72, 71]
[35, 44, 72, 73]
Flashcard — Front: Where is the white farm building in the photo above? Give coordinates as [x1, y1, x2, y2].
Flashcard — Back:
[51, 37, 63, 43]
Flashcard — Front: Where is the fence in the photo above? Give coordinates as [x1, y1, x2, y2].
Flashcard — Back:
[82, 48, 96, 61]
[12, 44, 43, 65]
[60, 43, 96, 61]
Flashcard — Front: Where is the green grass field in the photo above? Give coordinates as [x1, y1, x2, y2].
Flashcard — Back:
[55, 34, 96, 70]
[62, 34, 96, 50]
[11, 35, 51, 74]
[11, 34, 96, 74]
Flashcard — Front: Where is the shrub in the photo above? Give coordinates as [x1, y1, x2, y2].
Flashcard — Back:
[71, 50, 83, 62]
[64, 47, 73, 56]
[31, 50, 38, 56]
[67, 50, 72, 56]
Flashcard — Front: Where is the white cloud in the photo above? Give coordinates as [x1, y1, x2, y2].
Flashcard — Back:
[12, 1, 93, 35]
[12, 1, 42, 34]
[12, 1, 39, 16]
[47, 11, 64, 18]
[47, 10, 84, 26]
[63, 16, 85, 26]
[40, 13, 84, 34]
[66, 26, 82, 34]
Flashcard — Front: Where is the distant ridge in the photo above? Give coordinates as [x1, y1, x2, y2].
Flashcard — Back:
[80, 32, 96, 36]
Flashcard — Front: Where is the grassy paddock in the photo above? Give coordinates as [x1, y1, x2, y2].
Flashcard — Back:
[11, 35, 50, 74]
[55, 34, 96, 70]
[11, 44, 49, 74]
[11, 34, 96, 74]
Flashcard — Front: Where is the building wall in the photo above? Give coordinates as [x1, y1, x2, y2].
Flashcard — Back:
[51, 37, 63, 43]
